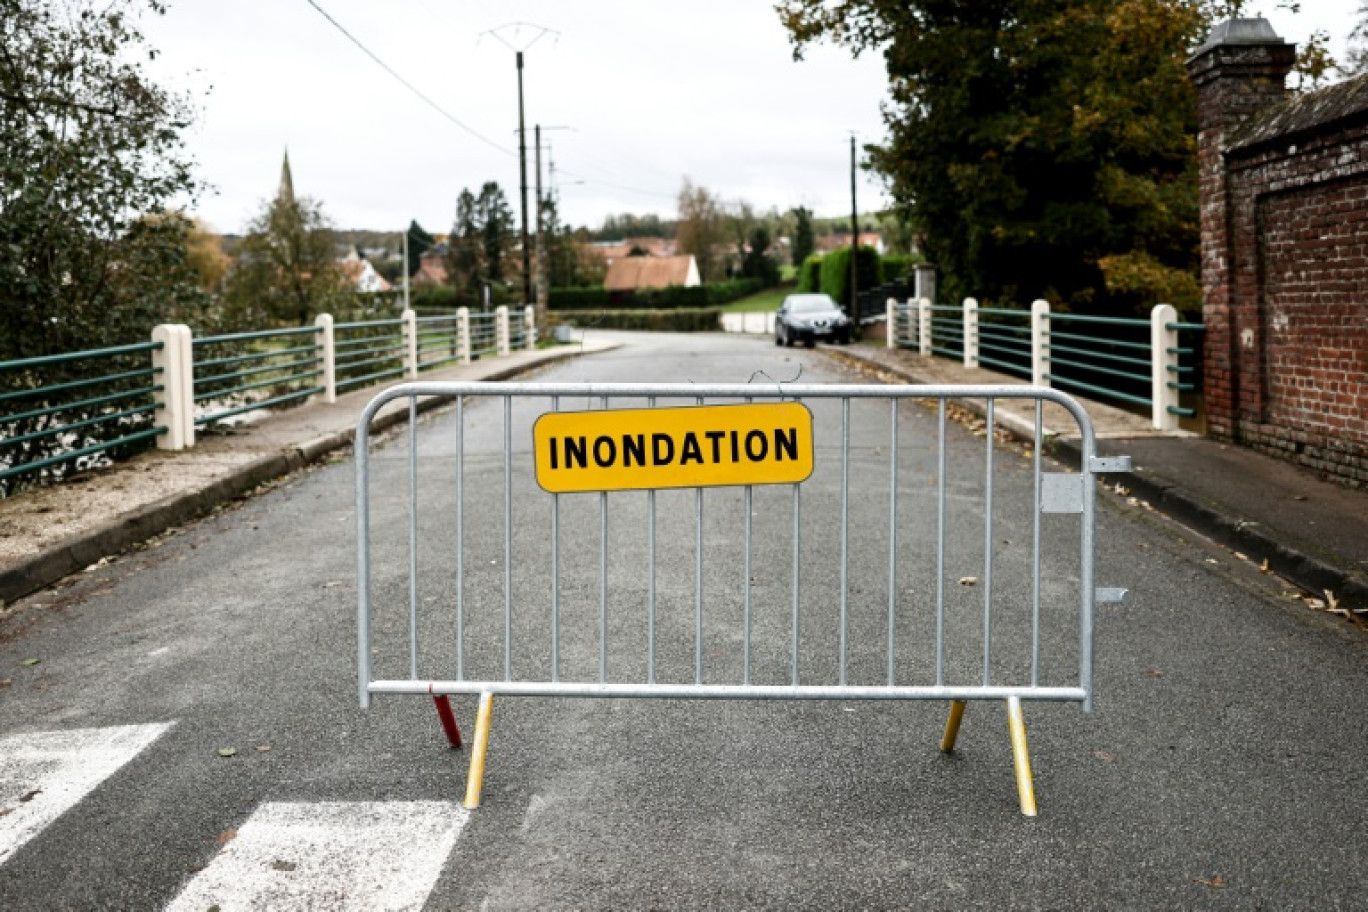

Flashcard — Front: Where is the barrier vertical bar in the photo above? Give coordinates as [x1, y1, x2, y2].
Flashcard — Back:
[457, 307, 471, 365]
[744, 396, 753, 687]
[402, 308, 419, 379]
[496, 305, 511, 357]
[504, 394, 513, 682]
[695, 394, 704, 686]
[887, 398, 898, 685]
[524, 304, 537, 350]
[648, 396, 657, 686]
[886, 298, 897, 349]
[408, 396, 419, 680]
[1031, 401, 1043, 687]
[983, 398, 995, 686]
[456, 397, 465, 681]
[963, 298, 979, 369]
[918, 298, 932, 356]
[314, 314, 336, 404]
[551, 395, 560, 683]
[600, 395, 609, 684]
[1152, 303, 1179, 431]
[1031, 300, 1050, 387]
[839, 397, 850, 686]
[791, 483, 801, 686]
[935, 399, 947, 685]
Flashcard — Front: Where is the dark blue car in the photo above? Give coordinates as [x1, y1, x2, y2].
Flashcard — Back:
[775, 293, 852, 347]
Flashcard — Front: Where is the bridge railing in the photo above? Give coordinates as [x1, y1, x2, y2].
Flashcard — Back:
[0, 306, 537, 492]
[888, 297, 1204, 431]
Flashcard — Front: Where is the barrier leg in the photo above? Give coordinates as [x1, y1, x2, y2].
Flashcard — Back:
[1006, 697, 1038, 817]
[940, 700, 967, 752]
[433, 695, 463, 749]
[462, 692, 495, 810]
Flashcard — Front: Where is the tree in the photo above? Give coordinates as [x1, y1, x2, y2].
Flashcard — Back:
[447, 182, 515, 294]
[405, 219, 433, 278]
[742, 223, 782, 287]
[780, 0, 1208, 313]
[790, 206, 815, 266]
[0, 0, 201, 361]
[222, 154, 350, 327]
[676, 179, 727, 281]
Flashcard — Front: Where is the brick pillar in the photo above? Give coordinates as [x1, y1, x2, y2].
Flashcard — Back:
[1186, 19, 1294, 441]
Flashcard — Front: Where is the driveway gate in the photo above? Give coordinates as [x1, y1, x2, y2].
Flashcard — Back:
[355, 381, 1131, 816]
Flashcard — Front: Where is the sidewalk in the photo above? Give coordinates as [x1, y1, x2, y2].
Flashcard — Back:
[0, 340, 617, 605]
[835, 343, 1368, 610]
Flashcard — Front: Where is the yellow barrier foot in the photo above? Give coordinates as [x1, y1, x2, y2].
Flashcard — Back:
[462, 692, 495, 810]
[940, 700, 967, 753]
[1006, 696, 1038, 817]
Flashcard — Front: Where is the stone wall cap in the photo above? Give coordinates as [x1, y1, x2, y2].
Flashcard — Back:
[1191, 18, 1287, 58]
[1230, 72, 1368, 152]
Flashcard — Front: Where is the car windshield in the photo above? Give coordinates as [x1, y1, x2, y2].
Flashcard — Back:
[787, 296, 838, 314]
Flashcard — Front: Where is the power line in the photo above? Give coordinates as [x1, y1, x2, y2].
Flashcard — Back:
[301, 0, 514, 158]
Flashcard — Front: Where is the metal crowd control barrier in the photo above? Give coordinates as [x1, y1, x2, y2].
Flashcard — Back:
[355, 381, 1131, 816]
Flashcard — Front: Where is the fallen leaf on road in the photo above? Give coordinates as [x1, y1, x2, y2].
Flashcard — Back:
[19, 789, 41, 803]
[1305, 597, 1326, 610]
[1260, 559, 1270, 573]
[256, 744, 271, 752]
[1143, 669, 1164, 678]
[322, 580, 343, 589]
[0, 678, 11, 687]
[20, 658, 39, 666]
[0, 808, 12, 817]
[217, 748, 238, 758]
[958, 577, 978, 586]
[1204, 558, 1219, 564]
[1233, 551, 1248, 561]
[271, 859, 297, 872]
[217, 829, 237, 846]
[1093, 750, 1117, 763]
[1194, 875, 1227, 889]
[1325, 590, 1340, 611]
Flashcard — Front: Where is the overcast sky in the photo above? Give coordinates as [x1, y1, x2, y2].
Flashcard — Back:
[140, 0, 1361, 236]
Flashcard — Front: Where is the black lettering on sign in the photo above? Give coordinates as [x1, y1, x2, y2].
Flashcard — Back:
[623, 434, 646, 467]
[745, 429, 768, 461]
[566, 436, 587, 469]
[652, 433, 674, 465]
[593, 436, 616, 468]
[680, 432, 703, 465]
[705, 430, 725, 462]
[775, 427, 798, 462]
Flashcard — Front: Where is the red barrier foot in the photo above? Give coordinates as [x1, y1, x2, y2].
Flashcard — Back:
[433, 695, 463, 749]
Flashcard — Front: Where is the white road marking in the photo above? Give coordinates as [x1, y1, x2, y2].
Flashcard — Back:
[0, 722, 173, 865]
[165, 801, 469, 912]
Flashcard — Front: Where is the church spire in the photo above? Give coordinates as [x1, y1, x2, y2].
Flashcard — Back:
[278, 149, 295, 205]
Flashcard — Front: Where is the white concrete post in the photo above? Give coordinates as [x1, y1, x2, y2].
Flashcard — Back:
[1152, 303, 1180, 431]
[886, 298, 897, 348]
[918, 298, 932, 356]
[457, 307, 471, 365]
[496, 304, 511, 357]
[314, 313, 336, 403]
[151, 324, 194, 450]
[401, 308, 419, 379]
[963, 297, 979, 369]
[914, 264, 936, 306]
[524, 304, 537, 350]
[1031, 299, 1051, 387]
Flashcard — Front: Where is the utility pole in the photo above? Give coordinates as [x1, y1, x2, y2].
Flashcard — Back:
[850, 133, 861, 326]
[402, 227, 410, 311]
[516, 51, 531, 307]
[535, 124, 545, 325]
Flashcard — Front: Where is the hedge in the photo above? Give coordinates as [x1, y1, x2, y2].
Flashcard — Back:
[880, 254, 922, 283]
[819, 246, 881, 308]
[547, 308, 722, 332]
[797, 255, 823, 293]
[549, 279, 761, 311]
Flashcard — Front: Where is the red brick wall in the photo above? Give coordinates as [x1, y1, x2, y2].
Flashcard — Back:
[1190, 42, 1368, 488]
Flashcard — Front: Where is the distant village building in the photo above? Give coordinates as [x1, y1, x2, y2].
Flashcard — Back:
[816, 233, 885, 256]
[603, 254, 700, 291]
[337, 247, 391, 293]
[410, 242, 450, 286]
[593, 237, 677, 266]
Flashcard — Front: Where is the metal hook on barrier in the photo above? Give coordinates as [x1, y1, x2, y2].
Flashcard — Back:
[747, 363, 803, 400]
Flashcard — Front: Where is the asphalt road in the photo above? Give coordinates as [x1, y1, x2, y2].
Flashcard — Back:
[1, 332, 1366, 910]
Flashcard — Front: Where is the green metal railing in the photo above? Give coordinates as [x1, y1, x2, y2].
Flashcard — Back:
[975, 307, 1032, 379]
[335, 318, 407, 392]
[415, 314, 465, 373]
[469, 311, 499, 359]
[1043, 313, 1153, 409]
[1, 342, 167, 490]
[193, 326, 324, 426]
[928, 305, 964, 360]
[1163, 321, 1206, 418]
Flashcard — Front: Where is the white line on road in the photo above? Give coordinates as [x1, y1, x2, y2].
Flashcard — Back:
[164, 801, 469, 912]
[0, 722, 174, 866]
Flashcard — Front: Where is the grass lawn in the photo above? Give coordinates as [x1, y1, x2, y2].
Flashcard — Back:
[719, 285, 793, 313]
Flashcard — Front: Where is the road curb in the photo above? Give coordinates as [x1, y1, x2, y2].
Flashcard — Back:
[0, 344, 605, 607]
[828, 347, 1368, 609]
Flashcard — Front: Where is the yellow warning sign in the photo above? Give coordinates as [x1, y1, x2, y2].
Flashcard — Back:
[533, 402, 814, 493]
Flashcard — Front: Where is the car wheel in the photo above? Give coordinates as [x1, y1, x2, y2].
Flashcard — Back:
[774, 332, 782, 346]
[784, 334, 794, 348]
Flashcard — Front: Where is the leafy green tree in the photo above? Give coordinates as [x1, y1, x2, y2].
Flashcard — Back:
[0, 0, 201, 361]
[779, 0, 1207, 313]
[447, 182, 515, 293]
[790, 206, 815, 267]
[222, 157, 350, 327]
[742, 224, 782, 287]
[676, 179, 727, 281]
